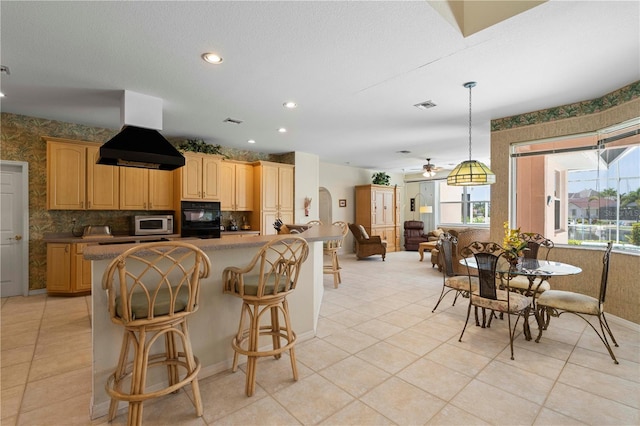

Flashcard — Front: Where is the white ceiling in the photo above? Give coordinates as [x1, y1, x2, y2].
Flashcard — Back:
[1, 1, 638, 174]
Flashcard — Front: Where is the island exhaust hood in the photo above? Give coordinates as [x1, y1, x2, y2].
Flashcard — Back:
[97, 91, 185, 170]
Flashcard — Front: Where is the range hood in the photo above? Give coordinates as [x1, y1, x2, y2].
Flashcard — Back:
[97, 91, 185, 170]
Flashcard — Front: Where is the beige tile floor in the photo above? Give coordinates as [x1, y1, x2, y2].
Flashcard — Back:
[2, 251, 639, 425]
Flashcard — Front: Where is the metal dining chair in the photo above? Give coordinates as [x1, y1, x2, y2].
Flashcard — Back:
[459, 241, 531, 360]
[536, 242, 619, 364]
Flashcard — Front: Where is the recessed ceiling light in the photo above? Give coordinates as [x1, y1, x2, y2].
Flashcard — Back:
[202, 52, 223, 64]
[247, 139, 256, 144]
[278, 128, 287, 133]
[0, 92, 4, 98]
[283, 101, 298, 109]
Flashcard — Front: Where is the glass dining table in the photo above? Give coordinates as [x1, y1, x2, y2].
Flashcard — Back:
[461, 257, 582, 340]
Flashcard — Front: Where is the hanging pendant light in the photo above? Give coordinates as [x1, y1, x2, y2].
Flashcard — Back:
[447, 82, 496, 186]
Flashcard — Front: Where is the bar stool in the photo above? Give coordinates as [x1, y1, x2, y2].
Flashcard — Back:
[323, 221, 348, 288]
[222, 235, 309, 396]
[102, 242, 211, 426]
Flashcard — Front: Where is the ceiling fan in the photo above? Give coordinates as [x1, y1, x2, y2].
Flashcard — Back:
[422, 158, 439, 177]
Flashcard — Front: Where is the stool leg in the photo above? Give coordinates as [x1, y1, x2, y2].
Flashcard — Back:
[108, 331, 132, 421]
[232, 304, 249, 373]
[165, 331, 179, 388]
[335, 252, 342, 285]
[271, 306, 282, 359]
[180, 321, 203, 416]
[281, 299, 298, 381]
[332, 251, 340, 288]
[245, 302, 260, 397]
[129, 328, 148, 426]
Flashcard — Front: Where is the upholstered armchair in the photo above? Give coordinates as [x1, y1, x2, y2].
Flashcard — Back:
[403, 220, 435, 251]
[430, 227, 490, 275]
[348, 223, 386, 261]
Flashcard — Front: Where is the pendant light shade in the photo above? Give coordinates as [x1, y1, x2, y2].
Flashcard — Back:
[447, 82, 495, 186]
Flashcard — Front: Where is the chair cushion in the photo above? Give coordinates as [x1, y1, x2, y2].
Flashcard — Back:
[507, 276, 551, 293]
[432, 228, 444, 238]
[470, 289, 530, 313]
[116, 286, 190, 320]
[537, 290, 600, 316]
[446, 276, 478, 292]
[240, 274, 289, 296]
[358, 225, 370, 239]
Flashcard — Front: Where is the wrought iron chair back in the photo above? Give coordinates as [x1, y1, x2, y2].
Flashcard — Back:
[520, 232, 554, 260]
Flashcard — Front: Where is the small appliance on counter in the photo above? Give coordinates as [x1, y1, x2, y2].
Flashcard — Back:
[131, 214, 174, 236]
[240, 216, 251, 230]
[228, 218, 238, 231]
[81, 225, 113, 239]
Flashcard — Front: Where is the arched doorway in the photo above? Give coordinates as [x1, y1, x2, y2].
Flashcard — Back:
[319, 187, 332, 225]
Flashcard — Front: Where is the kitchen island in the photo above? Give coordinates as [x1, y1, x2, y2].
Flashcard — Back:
[83, 225, 341, 419]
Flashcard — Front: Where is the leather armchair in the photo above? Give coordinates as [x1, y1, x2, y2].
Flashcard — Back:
[403, 220, 434, 251]
[348, 223, 386, 261]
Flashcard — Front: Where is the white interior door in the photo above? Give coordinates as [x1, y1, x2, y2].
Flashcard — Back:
[0, 161, 28, 297]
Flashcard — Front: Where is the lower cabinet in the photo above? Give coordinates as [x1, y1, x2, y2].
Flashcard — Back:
[47, 243, 92, 295]
[371, 226, 397, 252]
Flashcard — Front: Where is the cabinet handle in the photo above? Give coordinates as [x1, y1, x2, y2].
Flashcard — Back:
[149, 202, 153, 209]
[143, 202, 147, 209]
[65, 245, 69, 253]
[87, 201, 91, 209]
[80, 201, 84, 209]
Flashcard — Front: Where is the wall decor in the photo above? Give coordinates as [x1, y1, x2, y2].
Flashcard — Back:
[339, 199, 347, 208]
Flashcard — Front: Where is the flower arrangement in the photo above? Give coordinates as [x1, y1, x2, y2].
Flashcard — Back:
[503, 221, 528, 264]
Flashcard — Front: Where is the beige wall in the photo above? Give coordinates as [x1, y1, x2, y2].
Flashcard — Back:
[490, 82, 640, 323]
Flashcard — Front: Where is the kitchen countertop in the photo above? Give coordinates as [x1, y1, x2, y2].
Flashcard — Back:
[83, 224, 343, 261]
[43, 233, 183, 244]
[220, 230, 259, 236]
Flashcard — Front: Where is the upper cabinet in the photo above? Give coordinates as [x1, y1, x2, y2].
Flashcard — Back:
[46, 137, 119, 210]
[120, 167, 174, 210]
[220, 160, 254, 211]
[175, 153, 221, 201]
[252, 161, 294, 235]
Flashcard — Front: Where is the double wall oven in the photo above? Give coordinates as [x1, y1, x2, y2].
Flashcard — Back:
[180, 201, 221, 239]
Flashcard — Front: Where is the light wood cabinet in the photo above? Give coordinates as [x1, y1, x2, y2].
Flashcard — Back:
[86, 146, 120, 210]
[220, 161, 254, 211]
[252, 162, 294, 235]
[355, 184, 401, 252]
[46, 137, 120, 210]
[47, 243, 91, 295]
[176, 153, 221, 201]
[120, 168, 174, 210]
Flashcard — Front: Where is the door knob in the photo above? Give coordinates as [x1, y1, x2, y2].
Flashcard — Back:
[9, 235, 22, 241]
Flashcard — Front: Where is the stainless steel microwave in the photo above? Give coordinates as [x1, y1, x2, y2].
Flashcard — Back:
[131, 215, 174, 236]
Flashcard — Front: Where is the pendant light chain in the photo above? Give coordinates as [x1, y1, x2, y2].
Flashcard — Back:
[468, 83, 473, 161]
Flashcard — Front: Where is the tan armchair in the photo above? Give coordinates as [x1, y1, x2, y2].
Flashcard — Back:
[348, 223, 386, 261]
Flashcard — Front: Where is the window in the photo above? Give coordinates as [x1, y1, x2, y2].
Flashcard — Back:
[438, 181, 491, 225]
[512, 119, 640, 252]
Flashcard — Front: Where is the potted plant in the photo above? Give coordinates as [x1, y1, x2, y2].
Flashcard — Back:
[178, 139, 228, 158]
[372, 172, 390, 186]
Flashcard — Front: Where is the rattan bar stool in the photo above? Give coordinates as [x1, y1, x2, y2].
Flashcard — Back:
[102, 242, 211, 426]
[223, 235, 309, 396]
[323, 221, 348, 288]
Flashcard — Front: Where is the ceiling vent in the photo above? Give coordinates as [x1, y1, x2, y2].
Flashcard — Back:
[97, 90, 185, 170]
[414, 100, 437, 110]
